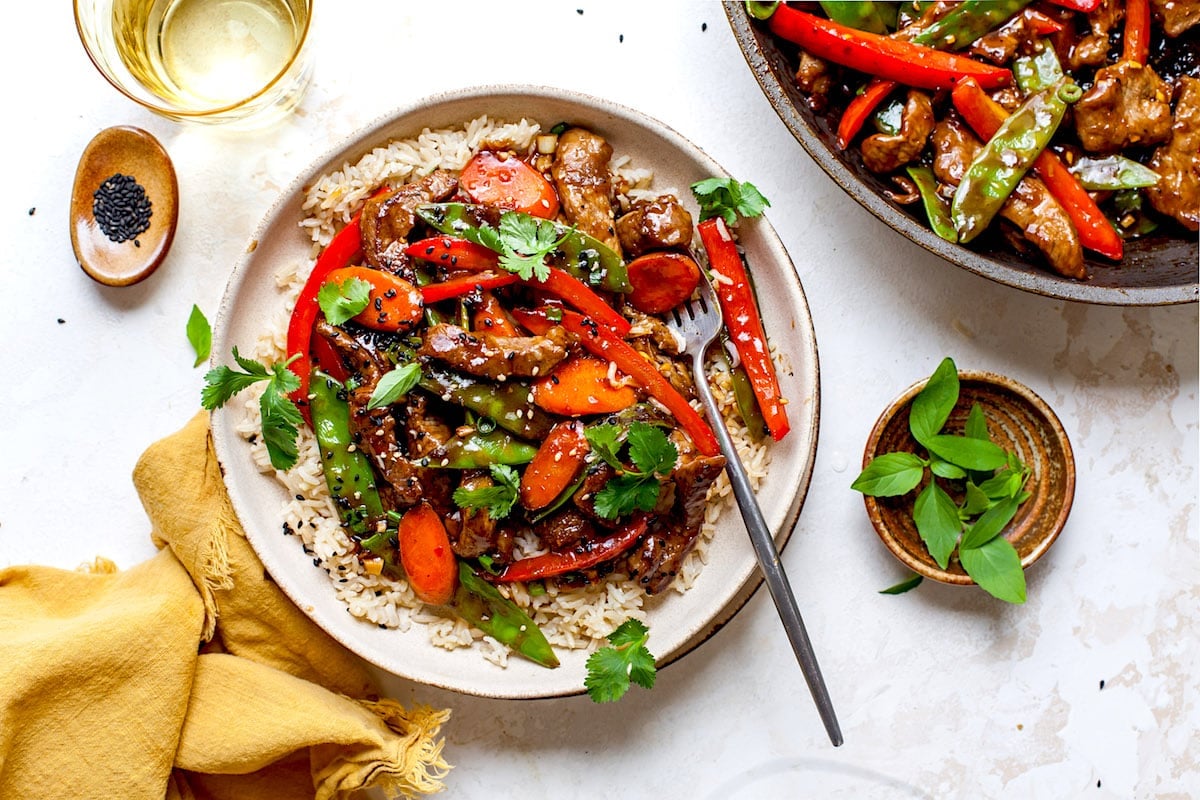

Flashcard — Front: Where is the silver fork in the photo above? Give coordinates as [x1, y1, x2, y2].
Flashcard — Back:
[667, 272, 843, 747]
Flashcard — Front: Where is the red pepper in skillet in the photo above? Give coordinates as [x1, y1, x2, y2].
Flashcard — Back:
[837, 78, 898, 150]
[493, 514, 649, 583]
[512, 307, 721, 457]
[1123, 0, 1151, 65]
[1043, 0, 1101, 11]
[951, 78, 1124, 261]
[696, 218, 790, 443]
[768, 6, 1013, 91]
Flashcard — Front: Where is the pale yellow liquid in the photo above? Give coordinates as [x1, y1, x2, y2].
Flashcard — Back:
[113, 0, 307, 110]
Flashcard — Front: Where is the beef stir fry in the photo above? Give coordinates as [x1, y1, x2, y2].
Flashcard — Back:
[758, 0, 1199, 279]
[233, 122, 789, 666]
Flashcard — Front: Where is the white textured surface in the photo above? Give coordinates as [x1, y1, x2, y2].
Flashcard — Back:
[1, 2, 1196, 797]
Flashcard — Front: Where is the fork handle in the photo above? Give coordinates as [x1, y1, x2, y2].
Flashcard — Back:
[693, 356, 843, 746]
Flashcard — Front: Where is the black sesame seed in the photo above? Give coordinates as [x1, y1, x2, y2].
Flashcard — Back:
[28, 207, 36, 216]
[56, 318, 65, 324]
[619, 34, 624, 42]
[702, 22, 707, 31]
[93, 173, 153, 244]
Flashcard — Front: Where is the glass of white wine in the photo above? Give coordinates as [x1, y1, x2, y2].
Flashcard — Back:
[75, 0, 313, 126]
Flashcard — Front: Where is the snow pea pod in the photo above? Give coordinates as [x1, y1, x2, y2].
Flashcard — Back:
[419, 364, 556, 441]
[952, 80, 1079, 244]
[906, 0, 1033, 49]
[309, 369, 385, 538]
[454, 562, 559, 667]
[425, 428, 537, 469]
[819, 1, 888, 33]
[906, 165, 958, 244]
[1014, 45, 1065, 94]
[1069, 156, 1160, 191]
[416, 203, 632, 293]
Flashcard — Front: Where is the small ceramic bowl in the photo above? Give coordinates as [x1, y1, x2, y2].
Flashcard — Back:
[862, 370, 1075, 585]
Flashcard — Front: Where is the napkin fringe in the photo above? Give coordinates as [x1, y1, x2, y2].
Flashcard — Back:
[359, 700, 452, 798]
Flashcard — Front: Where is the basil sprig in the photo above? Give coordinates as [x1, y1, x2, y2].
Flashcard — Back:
[853, 358, 1031, 604]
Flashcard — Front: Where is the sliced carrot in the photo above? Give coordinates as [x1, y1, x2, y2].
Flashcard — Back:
[460, 150, 560, 219]
[532, 355, 638, 417]
[473, 290, 519, 335]
[398, 502, 458, 606]
[625, 252, 702, 315]
[520, 420, 590, 511]
[324, 266, 423, 332]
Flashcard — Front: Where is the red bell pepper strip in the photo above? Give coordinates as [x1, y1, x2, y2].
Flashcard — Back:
[1043, 0, 1101, 11]
[769, 5, 1012, 90]
[494, 514, 649, 583]
[421, 272, 519, 304]
[1024, 9, 1065, 36]
[837, 78, 898, 150]
[513, 308, 721, 457]
[1123, 0, 1150, 65]
[951, 78, 1123, 260]
[525, 268, 631, 338]
[285, 215, 365, 423]
[696, 218, 791, 442]
[403, 236, 501, 271]
[310, 333, 350, 383]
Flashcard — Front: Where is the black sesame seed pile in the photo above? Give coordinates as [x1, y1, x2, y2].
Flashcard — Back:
[93, 173, 153, 245]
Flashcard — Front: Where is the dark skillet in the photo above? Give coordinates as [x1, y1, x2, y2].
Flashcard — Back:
[726, 2, 1199, 306]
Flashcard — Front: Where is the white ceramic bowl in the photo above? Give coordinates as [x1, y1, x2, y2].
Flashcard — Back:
[210, 85, 821, 698]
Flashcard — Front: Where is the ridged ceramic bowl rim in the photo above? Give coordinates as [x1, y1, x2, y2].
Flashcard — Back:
[861, 370, 1075, 585]
[725, 2, 1199, 307]
[210, 84, 821, 698]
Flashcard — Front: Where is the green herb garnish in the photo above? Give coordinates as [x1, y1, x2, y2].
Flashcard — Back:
[186, 304, 212, 367]
[585, 619, 656, 703]
[318, 276, 372, 326]
[690, 177, 771, 227]
[453, 464, 521, 520]
[852, 357, 1031, 604]
[202, 348, 303, 471]
[475, 211, 573, 282]
[585, 421, 678, 519]
[879, 574, 924, 595]
[367, 362, 422, 410]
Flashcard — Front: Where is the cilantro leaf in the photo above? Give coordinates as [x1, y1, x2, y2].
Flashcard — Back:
[201, 348, 303, 471]
[585, 619, 656, 703]
[453, 465, 520, 520]
[584, 424, 624, 469]
[318, 276, 372, 326]
[626, 423, 678, 476]
[186, 304, 212, 368]
[494, 212, 567, 282]
[367, 362, 422, 410]
[689, 177, 771, 227]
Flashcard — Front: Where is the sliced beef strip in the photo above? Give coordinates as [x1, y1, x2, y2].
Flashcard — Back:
[1074, 61, 1174, 152]
[1067, 0, 1124, 71]
[551, 128, 623, 256]
[969, 9, 1055, 64]
[1145, 76, 1200, 231]
[1152, 0, 1200, 36]
[450, 470, 509, 558]
[615, 195, 694, 258]
[627, 450, 726, 595]
[861, 90, 935, 175]
[417, 323, 570, 380]
[359, 170, 458, 278]
[574, 462, 619, 527]
[314, 320, 428, 507]
[625, 309, 683, 355]
[795, 51, 832, 112]
[931, 119, 1086, 279]
[534, 507, 597, 553]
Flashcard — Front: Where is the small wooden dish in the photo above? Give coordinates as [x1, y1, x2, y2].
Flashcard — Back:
[862, 370, 1075, 585]
[70, 126, 178, 287]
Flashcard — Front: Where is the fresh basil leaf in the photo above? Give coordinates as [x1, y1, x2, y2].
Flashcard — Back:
[978, 464, 1029, 500]
[909, 358, 959, 445]
[959, 536, 1026, 604]
[964, 402, 989, 440]
[924, 435, 1008, 471]
[880, 573, 924, 595]
[367, 363, 422, 410]
[187, 304, 212, 368]
[960, 482, 991, 518]
[913, 482, 961, 569]
[318, 276, 372, 326]
[959, 495, 1020, 550]
[851, 452, 925, 497]
[930, 459, 966, 480]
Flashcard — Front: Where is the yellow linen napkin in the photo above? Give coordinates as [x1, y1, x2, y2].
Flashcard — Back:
[0, 411, 451, 800]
